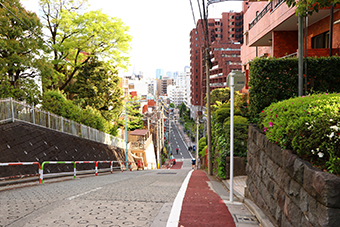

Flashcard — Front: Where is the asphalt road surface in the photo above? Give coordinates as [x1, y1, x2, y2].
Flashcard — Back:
[168, 121, 193, 160]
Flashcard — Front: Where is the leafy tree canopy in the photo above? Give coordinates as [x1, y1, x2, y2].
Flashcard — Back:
[39, 0, 132, 92]
[124, 96, 144, 131]
[0, 0, 53, 104]
[70, 57, 123, 123]
[283, 0, 340, 16]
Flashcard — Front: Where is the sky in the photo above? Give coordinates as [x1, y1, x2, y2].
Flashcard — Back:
[21, 0, 242, 78]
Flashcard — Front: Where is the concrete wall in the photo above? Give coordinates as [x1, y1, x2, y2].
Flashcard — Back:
[0, 122, 132, 178]
[246, 124, 340, 227]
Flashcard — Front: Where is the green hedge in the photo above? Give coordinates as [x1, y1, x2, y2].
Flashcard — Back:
[259, 93, 340, 175]
[249, 56, 340, 120]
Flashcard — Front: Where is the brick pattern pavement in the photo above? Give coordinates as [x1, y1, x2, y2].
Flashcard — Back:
[0, 169, 191, 227]
[179, 170, 236, 227]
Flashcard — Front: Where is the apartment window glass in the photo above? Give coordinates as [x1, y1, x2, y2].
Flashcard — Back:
[312, 31, 329, 49]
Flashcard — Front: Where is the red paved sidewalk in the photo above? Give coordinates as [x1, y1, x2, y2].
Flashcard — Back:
[179, 170, 236, 227]
[170, 161, 183, 169]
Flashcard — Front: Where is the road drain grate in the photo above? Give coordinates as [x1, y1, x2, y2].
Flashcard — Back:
[157, 172, 177, 174]
[234, 214, 259, 224]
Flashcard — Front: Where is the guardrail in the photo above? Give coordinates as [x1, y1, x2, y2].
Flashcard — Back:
[0, 162, 41, 183]
[0, 160, 136, 184]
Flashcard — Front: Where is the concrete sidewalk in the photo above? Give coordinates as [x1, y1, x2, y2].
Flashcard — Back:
[223, 176, 275, 227]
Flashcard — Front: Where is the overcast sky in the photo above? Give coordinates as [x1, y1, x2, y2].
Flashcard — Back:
[21, 0, 242, 78]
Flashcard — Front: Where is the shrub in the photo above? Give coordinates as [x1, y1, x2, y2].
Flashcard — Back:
[42, 90, 109, 133]
[223, 115, 248, 157]
[260, 93, 340, 174]
[199, 137, 207, 157]
[248, 56, 340, 121]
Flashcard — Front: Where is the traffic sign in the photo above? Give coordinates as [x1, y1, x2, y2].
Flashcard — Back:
[227, 70, 246, 91]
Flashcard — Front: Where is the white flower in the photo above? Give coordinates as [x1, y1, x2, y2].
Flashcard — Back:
[316, 148, 319, 152]
[330, 125, 339, 131]
[330, 119, 333, 122]
[311, 149, 315, 155]
[306, 122, 309, 125]
[328, 132, 335, 138]
[318, 152, 324, 158]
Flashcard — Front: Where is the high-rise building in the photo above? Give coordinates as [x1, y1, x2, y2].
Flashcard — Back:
[190, 11, 243, 115]
[156, 69, 164, 79]
[168, 72, 191, 107]
[156, 77, 174, 97]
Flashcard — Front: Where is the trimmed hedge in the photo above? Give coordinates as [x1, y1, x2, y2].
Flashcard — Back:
[259, 93, 340, 175]
[249, 56, 340, 119]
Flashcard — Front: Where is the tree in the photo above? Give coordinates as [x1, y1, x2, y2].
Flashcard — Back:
[39, 0, 132, 92]
[125, 96, 144, 131]
[69, 57, 123, 122]
[0, 0, 53, 104]
[284, 0, 340, 16]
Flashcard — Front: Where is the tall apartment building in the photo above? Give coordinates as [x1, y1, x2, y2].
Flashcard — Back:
[156, 69, 164, 79]
[241, 1, 340, 69]
[190, 11, 243, 115]
[168, 72, 191, 107]
[156, 77, 174, 97]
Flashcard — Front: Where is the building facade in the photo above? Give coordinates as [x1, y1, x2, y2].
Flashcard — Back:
[190, 11, 243, 115]
[156, 77, 174, 97]
[241, 0, 340, 66]
[168, 72, 191, 107]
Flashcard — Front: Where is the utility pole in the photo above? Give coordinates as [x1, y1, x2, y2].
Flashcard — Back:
[196, 116, 199, 169]
[298, 14, 303, 97]
[203, 0, 213, 176]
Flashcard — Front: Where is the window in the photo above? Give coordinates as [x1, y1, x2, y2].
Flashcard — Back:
[312, 31, 329, 49]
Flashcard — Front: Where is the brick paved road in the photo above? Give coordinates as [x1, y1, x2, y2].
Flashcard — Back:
[0, 168, 191, 227]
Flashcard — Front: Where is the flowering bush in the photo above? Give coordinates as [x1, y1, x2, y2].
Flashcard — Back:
[260, 93, 340, 175]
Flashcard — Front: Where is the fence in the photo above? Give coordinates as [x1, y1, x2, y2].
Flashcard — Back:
[0, 98, 125, 149]
[0, 161, 133, 184]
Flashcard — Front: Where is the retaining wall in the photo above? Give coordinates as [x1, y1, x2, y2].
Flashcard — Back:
[246, 124, 340, 227]
[0, 122, 131, 178]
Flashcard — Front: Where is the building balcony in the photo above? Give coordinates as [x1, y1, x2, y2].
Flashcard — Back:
[246, 1, 339, 49]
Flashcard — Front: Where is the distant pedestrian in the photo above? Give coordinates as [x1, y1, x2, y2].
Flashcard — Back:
[191, 158, 196, 169]
[176, 147, 179, 154]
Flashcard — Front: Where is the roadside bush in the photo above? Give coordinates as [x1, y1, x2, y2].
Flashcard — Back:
[248, 56, 340, 121]
[42, 90, 109, 133]
[198, 137, 207, 157]
[223, 115, 248, 158]
[259, 93, 340, 174]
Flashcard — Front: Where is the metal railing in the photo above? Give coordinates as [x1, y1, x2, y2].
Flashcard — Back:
[0, 98, 125, 149]
[0, 160, 134, 184]
[249, 0, 285, 30]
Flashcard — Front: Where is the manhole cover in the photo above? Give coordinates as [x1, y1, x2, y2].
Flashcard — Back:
[234, 214, 259, 224]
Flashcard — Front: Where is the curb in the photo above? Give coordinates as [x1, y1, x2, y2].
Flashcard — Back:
[222, 180, 276, 227]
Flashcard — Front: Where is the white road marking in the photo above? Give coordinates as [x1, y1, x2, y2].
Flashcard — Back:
[68, 187, 102, 200]
[166, 170, 194, 227]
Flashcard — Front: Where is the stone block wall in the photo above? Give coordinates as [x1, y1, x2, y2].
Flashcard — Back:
[0, 122, 132, 178]
[246, 124, 340, 227]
